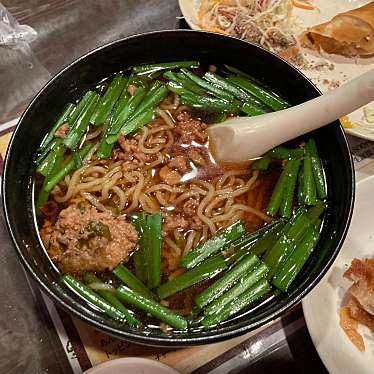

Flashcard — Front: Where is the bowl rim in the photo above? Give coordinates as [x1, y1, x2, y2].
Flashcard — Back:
[2, 29, 355, 346]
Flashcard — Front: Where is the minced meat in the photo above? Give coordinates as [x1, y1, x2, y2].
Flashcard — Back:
[127, 84, 137, 96]
[118, 136, 150, 163]
[162, 213, 189, 236]
[54, 123, 70, 138]
[175, 111, 208, 144]
[183, 198, 199, 217]
[167, 155, 188, 173]
[43, 201, 138, 273]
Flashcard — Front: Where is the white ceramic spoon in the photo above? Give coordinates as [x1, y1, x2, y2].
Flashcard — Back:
[208, 69, 374, 162]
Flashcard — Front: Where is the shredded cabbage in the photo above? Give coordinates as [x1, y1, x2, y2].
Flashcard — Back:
[198, 0, 301, 53]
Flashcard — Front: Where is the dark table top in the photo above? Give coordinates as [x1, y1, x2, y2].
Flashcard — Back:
[0, 1, 328, 373]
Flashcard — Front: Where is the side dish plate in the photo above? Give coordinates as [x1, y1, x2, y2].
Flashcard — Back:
[302, 175, 374, 374]
[179, 0, 374, 141]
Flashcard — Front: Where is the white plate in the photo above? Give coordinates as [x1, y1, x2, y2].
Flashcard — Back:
[302, 175, 374, 374]
[179, 0, 374, 140]
[83, 357, 180, 374]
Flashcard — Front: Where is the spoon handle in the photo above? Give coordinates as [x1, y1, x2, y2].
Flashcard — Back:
[209, 69, 374, 161]
[271, 69, 374, 143]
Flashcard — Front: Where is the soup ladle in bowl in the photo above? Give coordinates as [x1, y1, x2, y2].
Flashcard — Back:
[209, 69, 374, 162]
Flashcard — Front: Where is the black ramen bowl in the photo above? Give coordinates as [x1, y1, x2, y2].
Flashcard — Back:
[2, 30, 354, 346]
